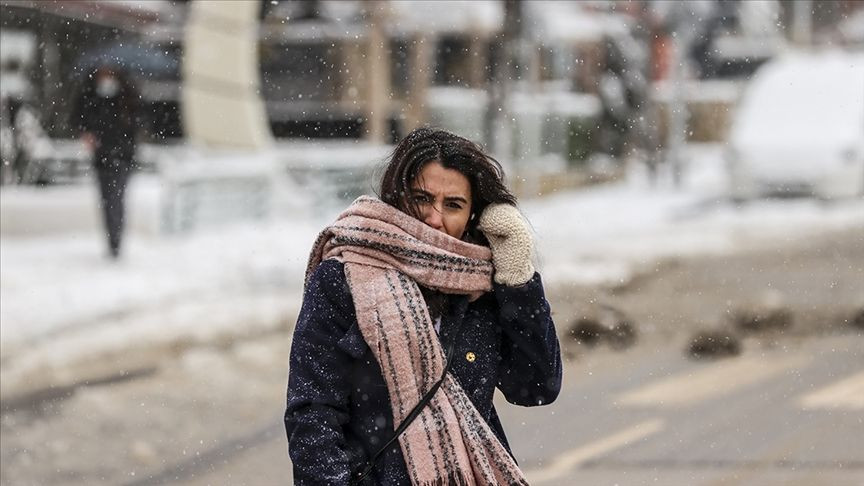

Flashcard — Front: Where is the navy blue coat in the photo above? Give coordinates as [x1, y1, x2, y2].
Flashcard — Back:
[285, 259, 562, 485]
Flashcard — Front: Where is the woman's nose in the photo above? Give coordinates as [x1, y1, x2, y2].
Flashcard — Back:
[423, 205, 444, 230]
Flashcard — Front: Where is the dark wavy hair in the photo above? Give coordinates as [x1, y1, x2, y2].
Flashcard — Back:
[378, 127, 517, 244]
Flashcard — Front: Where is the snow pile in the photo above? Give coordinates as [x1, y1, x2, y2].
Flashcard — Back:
[0, 200, 332, 398]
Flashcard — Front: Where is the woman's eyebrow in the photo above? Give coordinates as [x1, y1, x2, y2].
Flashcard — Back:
[411, 189, 468, 204]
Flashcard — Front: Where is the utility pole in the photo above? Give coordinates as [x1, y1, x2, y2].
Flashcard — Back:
[663, 1, 702, 188]
[365, 0, 391, 145]
[667, 32, 688, 188]
[791, 0, 813, 45]
[404, 33, 433, 133]
[485, 0, 522, 160]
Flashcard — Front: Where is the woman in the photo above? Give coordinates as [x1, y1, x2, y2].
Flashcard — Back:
[285, 128, 562, 485]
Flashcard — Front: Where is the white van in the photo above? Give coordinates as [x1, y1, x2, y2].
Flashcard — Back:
[726, 51, 864, 199]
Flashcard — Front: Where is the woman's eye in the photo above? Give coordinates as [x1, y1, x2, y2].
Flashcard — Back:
[446, 202, 463, 210]
[413, 194, 430, 203]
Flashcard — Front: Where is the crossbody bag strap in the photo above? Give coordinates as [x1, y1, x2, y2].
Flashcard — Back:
[351, 332, 458, 485]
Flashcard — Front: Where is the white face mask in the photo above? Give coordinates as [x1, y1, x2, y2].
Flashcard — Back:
[96, 77, 120, 98]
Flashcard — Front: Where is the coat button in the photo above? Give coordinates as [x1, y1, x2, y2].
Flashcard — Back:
[465, 352, 476, 363]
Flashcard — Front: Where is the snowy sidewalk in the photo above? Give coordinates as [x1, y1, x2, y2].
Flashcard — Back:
[2, 144, 863, 401]
[1, 176, 327, 400]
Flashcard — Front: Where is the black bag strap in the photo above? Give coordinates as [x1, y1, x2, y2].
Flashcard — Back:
[351, 332, 458, 485]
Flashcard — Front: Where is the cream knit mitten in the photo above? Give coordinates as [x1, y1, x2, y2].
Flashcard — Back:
[477, 204, 535, 287]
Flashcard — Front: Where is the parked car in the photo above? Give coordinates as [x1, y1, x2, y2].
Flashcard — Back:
[726, 51, 864, 199]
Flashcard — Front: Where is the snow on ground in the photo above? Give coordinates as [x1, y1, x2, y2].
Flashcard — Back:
[0, 218, 315, 349]
[0, 201, 326, 396]
[1, 143, 862, 391]
[525, 145, 864, 286]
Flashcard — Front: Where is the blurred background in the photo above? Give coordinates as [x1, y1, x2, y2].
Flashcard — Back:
[1, 1, 862, 485]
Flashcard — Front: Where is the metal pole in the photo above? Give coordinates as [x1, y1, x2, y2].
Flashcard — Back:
[365, 0, 391, 144]
[792, 0, 812, 45]
[485, 0, 521, 158]
[668, 34, 686, 188]
[666, 2, 694, 189]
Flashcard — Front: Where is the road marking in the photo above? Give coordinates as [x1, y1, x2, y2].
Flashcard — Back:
[524, 419, 664, 484]
[614, 355, 808, 408]
[799, 369, 864, 410]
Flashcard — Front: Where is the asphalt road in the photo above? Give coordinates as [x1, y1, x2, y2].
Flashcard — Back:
[169, 333, 864, 486]
[503, 333, 864, 485]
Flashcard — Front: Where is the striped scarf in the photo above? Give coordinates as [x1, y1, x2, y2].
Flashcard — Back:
[306, 196, 529, 486]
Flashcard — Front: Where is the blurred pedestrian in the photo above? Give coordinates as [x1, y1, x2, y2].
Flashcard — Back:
[285, 128, 562, 484]
[72, 66, 140, 259]
[2, 95, 53, 185]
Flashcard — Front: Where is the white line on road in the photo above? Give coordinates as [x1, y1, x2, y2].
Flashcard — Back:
[524, 418, 665, 484]
[799, 369, 864, 410]
[614, 355, 809, 408]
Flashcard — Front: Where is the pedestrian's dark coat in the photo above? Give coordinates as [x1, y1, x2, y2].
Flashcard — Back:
[72, 71, 139, 165]
[285, 258, 562, 485]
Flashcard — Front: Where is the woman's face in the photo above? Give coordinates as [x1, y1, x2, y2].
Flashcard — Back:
[409, 161, 472, 239]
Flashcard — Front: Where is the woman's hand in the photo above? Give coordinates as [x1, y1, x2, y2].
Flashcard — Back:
[477, 204, 535, 287]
